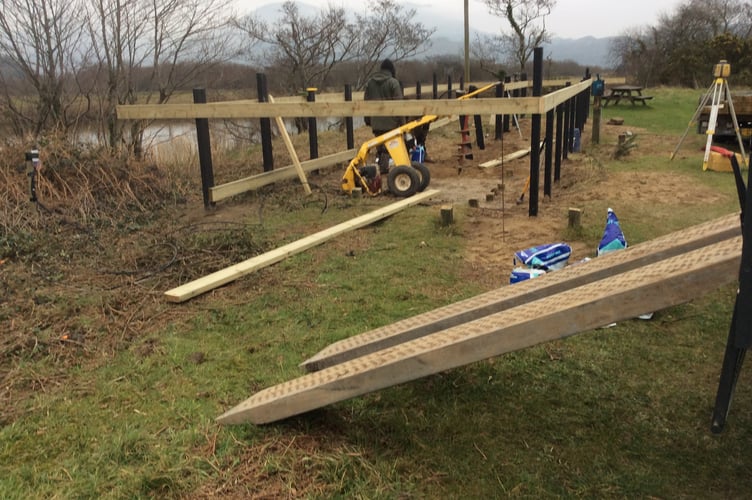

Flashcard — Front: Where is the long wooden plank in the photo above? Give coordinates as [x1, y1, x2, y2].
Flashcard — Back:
[164, 189, 440, 302]
[268, 94, 311, 195]
[301, 213, 740, 372]
[117, 97, 542, 120]
[117, 81, 593, 121]
[479, 147, 533, 168]
[210, 149, 356, 202]
[216, 236, 742, 424]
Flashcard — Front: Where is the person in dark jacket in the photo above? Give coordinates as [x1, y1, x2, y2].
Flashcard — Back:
[364, 58, 403, 134]
[364, 59, 403, 171]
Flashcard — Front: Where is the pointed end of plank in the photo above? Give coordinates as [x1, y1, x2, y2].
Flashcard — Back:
[299, 355, 323, 373]
[216, 397, 265, 425]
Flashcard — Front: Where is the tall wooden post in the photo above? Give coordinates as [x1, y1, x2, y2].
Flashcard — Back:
[495, 82, 504, 140]
[544, 108, 554, 198]
[529, 48, 543, 217]
[592, 95, 602, 145]
[503, 76, 511, 132]
[345, 84, 354, 149]
[555, 103, 564, 181]
[568, 87, 577, 152]
[562, 82, 571, 160]
[432, 73, 438, 99]
[307, 87, 318, 160]
[193, 88, 215, 210]
[257, 73, 273, 172]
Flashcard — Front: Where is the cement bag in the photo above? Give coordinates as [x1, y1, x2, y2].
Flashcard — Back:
[597, 208, 627, 255]
[509, 267, 546, 284]
[513, 242, 572, 271]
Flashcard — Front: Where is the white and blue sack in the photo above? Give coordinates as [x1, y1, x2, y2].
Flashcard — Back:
[510, 267, 547, 284]
[597, 208, 627, 256]
[513, 242, 572, 271]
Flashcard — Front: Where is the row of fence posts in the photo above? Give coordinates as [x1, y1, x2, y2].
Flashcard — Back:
[193, 53, 589, 216]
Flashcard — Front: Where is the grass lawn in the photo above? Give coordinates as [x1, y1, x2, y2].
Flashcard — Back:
[2, 86, 752, 498]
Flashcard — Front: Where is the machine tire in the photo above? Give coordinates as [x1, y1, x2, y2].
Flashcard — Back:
[387, 165, 419, 197]
[411, 161, 430, 192]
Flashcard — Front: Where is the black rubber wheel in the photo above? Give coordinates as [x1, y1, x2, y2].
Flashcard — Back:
[411, 161, 430, 192]
[387, 165, 419, 197]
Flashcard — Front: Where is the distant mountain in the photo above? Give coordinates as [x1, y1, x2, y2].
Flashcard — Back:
[242, 2, 615, 68]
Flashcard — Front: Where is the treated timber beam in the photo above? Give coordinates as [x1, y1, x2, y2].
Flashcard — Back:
[301, 213, 740, 372]
[117, 98, 544, 120]
[117, 81, 596, 121]
[216, 235, 742, 424]
[479, 147, 533, 168]
[164, 189, 440, 302]
[210, 149, 356, 202]
[225, 79, 614, 106]
[268, 94, 311, 195]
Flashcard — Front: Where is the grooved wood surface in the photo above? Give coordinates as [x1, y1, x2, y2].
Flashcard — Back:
[217, 234, 742, 425]
[301, 214, 740, 372]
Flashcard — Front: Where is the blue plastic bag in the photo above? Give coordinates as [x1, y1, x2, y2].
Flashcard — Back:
[513, 242, 572, 271]
[597, 208, 627, 255]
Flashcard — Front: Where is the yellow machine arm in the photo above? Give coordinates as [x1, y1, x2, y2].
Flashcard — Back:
[342, 81, 500, 195]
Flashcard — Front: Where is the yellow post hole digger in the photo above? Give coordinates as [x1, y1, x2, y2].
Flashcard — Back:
[341, 81, 499, 197]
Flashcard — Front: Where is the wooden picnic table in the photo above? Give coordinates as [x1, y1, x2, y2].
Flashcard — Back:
[602, 85, 653, 106]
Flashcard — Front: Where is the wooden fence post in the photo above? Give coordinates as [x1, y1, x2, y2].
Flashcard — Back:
[192, 88, 215, 210]
[307, 87, 318, 160]
[562, 82, 571, 160]
[528, 47, 543, 217]
[555, 102, 564, 181]
[257, 73, 273, 172]
[545, 107, 554, 198]
[344, 84, 354, 149]
[503, 76, 511, 132]
[495, 82, 504, 140]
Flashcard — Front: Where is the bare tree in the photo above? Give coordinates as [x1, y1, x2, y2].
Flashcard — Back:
[0, 0, 93, 136]
[234, 2, 355, 94]
[87, 0, 240, 156]
[234, 0, 434, 92]
[483, 0, 555, 73]
[350, 0, 435, 89]
[609, 0, 752, 87]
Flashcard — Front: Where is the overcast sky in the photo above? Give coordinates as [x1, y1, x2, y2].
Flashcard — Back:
[236, 0, 687, 38]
